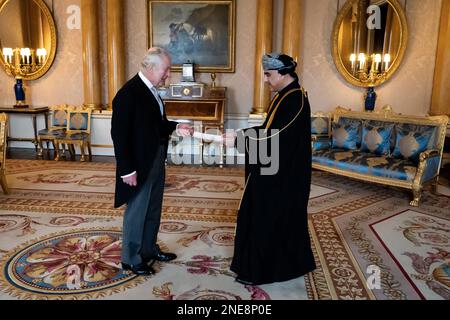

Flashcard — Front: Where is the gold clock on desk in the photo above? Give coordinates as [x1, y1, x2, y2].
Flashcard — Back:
[170, 83, 204, 98]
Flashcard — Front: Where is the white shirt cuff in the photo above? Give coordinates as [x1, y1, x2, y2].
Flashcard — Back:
[121, 171, 136, 178]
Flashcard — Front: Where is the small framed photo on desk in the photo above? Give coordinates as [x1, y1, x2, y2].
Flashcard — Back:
[182, 62, 195, 82]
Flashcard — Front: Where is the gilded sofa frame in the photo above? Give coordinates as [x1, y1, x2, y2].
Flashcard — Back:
[0, 113, 9, 194]
[312, 105, 449, 206]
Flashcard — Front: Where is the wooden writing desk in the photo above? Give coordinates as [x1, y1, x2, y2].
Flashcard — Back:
[158, 84, 226, 132]
[158, 84, 227, 165]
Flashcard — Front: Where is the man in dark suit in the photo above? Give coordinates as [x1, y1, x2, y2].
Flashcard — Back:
[111, 47, 192, 276]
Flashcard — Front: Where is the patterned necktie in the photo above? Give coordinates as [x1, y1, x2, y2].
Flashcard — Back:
[150, 86, 164, 117]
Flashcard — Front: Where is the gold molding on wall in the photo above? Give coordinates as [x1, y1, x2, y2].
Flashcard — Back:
[252, 0, 273, 115]
[431, 0, 450, 116]
[282, 0, 303, 64]
[107, 0, 126, 110]
[81, 0, 102, 110]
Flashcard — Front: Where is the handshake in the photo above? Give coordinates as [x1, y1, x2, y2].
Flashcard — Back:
[175, 124, 236, 147]
[175, 123, 195, 137]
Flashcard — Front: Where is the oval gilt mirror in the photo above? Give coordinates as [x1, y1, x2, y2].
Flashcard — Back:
[0, 0, 57, 80]
[332, 0, 408, 87]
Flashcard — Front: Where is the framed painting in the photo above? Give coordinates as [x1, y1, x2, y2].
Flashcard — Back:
[147, 0, 236, 73]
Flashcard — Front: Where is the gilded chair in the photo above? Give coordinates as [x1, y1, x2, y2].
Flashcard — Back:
[37, 104, 74, 158]
[311, 112, 332, 151]
[54, 107, 92, 162]
[0, 113, 10, 194]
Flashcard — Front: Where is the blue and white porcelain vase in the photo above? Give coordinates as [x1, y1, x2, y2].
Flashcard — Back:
[364, 87, 377, 112]
[14, 78, 26, 107]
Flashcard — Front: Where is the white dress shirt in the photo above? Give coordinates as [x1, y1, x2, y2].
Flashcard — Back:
[138, 71, 164, 116]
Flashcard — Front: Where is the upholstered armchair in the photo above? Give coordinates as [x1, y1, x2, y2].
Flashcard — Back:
[54, 107, 92, 162]
[37, 104, 74, 159]
[0, 113, 9, 194]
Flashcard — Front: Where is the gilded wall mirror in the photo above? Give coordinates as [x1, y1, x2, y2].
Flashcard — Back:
[0, 0, 57, 80]
[332, 0, 408, 88]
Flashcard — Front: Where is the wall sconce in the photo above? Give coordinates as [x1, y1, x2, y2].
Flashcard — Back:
[2, 47, 47, 108]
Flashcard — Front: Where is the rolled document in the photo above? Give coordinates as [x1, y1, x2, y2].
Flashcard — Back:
[192, 131, 223, 143]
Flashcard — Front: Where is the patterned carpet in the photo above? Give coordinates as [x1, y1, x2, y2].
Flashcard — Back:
[0, 160, 448, 300]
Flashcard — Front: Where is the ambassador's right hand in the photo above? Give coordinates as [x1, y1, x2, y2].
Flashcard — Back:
[122, 173, 137, 187]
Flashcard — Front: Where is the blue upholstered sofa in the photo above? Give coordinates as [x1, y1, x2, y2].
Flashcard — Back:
[311, 106, 449, 206]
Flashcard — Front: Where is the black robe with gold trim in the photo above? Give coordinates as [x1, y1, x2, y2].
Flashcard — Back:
[230, 81, 316, 285]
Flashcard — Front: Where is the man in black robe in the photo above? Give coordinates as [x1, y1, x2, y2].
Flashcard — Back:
[229, 53, 316, 285]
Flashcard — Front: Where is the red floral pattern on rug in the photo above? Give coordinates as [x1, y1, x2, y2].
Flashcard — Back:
[2, 230, 141, 297]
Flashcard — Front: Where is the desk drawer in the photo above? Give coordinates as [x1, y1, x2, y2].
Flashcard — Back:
[165, 100, 223, 122]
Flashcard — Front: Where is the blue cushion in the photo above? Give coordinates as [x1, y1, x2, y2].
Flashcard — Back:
[38, 128, 66, 138]
[396, 124, 438, 149]
[69, 113, 89, 131]
[422, 156, 441, 182]
[311, 117, 329, 135]
[338, 118, 362, 147]
[392, 129, 432, 163]
[66, 132, 90, 140]
[312, 149, 417, 182]
[312, 138, 331, 151]
[361, 123, 394, 156]
[332, 122, 359, 150]
[52, 110, 67, 127]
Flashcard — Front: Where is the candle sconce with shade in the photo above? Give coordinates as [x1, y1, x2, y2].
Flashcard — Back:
[0, 0, 57, 107]
[331, 0, 408, 111]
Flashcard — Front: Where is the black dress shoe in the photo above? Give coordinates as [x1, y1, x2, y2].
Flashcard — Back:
[122, 262, 155, 276]
[152, 251, 177, 262]
[142, 258, 156, 266]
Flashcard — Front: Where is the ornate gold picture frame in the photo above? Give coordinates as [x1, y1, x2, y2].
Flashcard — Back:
[148, 0, 236, 73]
[0, 0, 57, 81]
[331, 0, 408, 88]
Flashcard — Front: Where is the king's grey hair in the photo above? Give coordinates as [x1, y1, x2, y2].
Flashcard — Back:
[141, 47, 170, 71]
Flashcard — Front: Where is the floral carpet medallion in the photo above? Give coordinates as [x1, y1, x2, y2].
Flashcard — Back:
[0, 229, 145, 299]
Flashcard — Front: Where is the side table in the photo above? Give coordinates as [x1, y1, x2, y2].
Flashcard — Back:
[0, 106, 49, 152]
